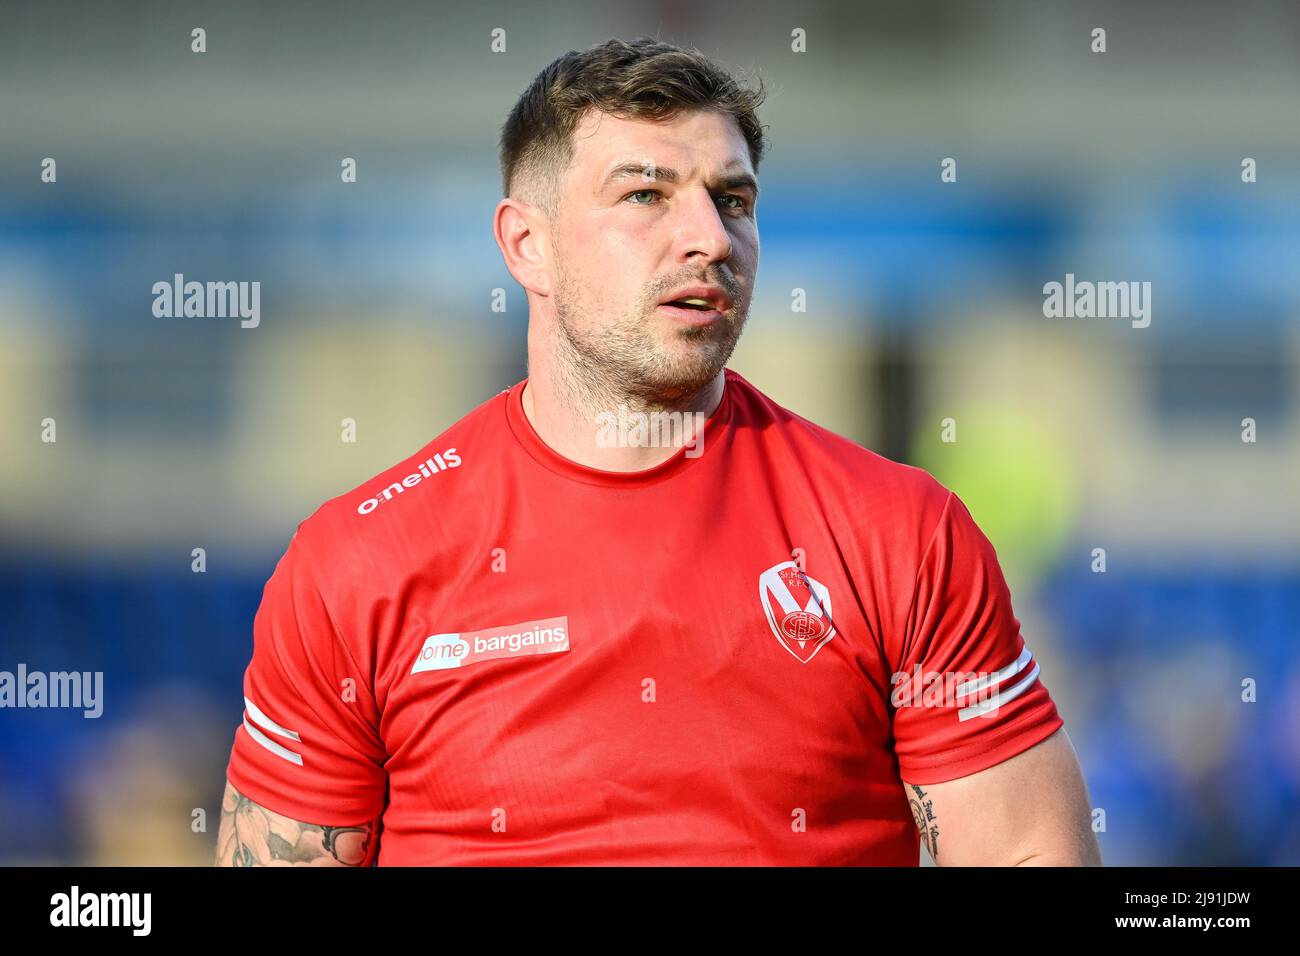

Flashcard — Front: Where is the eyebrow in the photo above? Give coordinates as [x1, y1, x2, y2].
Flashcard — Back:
[600, 161, 759, 197]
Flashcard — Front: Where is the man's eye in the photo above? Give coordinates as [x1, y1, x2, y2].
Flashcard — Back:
[718, 194, 749, 211]
[626, 189, 659, 205]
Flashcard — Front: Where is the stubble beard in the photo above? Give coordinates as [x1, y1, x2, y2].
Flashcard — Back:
[549, 254, 748, 411]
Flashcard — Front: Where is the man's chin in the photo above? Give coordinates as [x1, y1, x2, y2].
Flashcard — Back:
[634, 342, 735, 398]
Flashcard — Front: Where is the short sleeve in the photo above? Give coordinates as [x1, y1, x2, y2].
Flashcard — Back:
[225, 526, 387, 825]
[891, 490, 1064, 784]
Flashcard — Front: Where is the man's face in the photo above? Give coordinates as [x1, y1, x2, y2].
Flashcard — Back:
[546, 108, 759, 401]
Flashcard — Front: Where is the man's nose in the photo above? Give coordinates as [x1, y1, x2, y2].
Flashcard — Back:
[674, 189, 733, 264]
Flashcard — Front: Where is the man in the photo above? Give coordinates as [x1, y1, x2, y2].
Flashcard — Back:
[216, 37, 1101, 867]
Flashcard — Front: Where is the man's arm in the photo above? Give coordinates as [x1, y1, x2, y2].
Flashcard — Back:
[214, 779, 381, 867]
[903, 728, 1102, 866]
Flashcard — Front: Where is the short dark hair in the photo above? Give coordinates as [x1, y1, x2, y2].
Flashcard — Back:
[499, 37, 767, 215]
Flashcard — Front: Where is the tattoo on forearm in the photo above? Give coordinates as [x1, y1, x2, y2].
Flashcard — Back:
[908, 784, 939, 861]
[216, 782, 378, 866]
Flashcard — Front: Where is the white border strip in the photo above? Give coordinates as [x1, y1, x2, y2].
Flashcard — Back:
[242, 715, 304, 765]
[244, 695, 301, 741]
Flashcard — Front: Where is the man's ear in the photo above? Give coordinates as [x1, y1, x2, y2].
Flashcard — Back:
[493, 197, 553, 298]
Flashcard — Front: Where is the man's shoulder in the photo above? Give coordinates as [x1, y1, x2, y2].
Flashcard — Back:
[725, 368, 953, 522]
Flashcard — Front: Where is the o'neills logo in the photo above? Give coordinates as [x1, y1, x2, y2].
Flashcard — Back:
[356, 448, 461, 515]
[410, 616, 570, 673]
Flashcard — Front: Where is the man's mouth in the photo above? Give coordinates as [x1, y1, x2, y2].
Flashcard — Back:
[664, 297, 717, 311]
[657, 285, 734, 325]
[657, 299, 728, 326]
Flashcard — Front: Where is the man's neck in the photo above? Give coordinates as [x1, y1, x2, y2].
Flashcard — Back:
[520, 352, 725, 472]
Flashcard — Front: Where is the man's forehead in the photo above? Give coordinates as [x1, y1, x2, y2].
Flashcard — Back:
[570, 108, 752, 177]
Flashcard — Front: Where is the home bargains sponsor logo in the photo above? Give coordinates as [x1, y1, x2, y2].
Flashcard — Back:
[410, 616, 570, 673]
[357, 448, 461, 515]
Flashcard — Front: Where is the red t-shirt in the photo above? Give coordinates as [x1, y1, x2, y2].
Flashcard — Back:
[225, 368, 1063, 865]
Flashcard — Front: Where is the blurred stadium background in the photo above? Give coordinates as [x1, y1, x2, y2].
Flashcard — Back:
[1, 0, 1297, 864]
